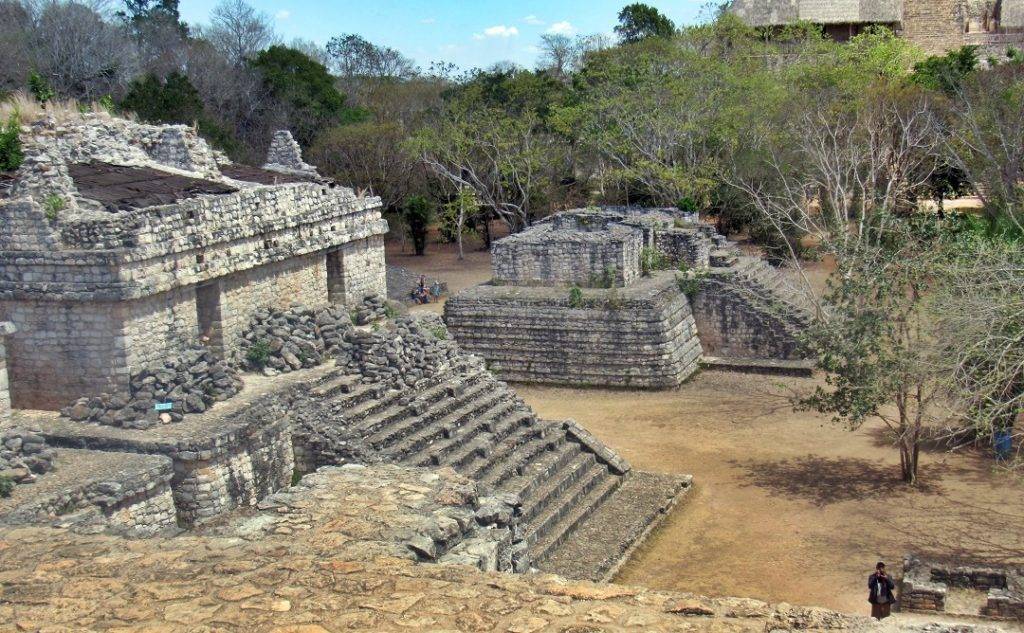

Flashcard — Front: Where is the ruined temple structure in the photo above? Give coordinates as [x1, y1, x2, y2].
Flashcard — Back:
[0, 115, 387, 411]
[445, 207, 816, 389]
[731, 0, 1024, 56]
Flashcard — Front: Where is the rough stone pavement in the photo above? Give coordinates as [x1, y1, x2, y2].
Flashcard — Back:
[0, 464, 1000, 633]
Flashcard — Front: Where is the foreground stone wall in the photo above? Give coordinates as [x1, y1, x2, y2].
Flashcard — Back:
[901, 555, 1024, 620]
[445, 274, 703, 388]
[902, 0, 965, 55]
[332, 236, 388, 305]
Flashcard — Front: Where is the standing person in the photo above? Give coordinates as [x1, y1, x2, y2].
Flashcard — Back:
[868, 562, 896, 619]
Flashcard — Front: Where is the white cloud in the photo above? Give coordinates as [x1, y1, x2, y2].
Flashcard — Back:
[275, 9, 290, 20]
[546, 21, 576, 35]
[523, 15, 544, 25]
[421, 17, 436, 24]
[473, 25, 519, 40]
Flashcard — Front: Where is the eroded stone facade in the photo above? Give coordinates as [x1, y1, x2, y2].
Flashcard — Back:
[0, 116, 388, 409]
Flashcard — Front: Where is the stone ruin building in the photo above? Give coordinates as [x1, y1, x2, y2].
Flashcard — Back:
[731, 0, 1024, 57]
[444, 207, 815, 389]
[902, 556, 1024, 620]
[0, 116, 689, 582]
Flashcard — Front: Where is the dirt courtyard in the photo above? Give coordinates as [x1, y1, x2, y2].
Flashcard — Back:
[388, 235, 1024, 620]
[516, 375, 1024, 617]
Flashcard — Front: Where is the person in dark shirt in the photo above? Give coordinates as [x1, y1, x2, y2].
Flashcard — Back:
[868, 561, 896, 619]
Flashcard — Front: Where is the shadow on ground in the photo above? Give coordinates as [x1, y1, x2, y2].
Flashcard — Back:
[732, 455, 945, 506]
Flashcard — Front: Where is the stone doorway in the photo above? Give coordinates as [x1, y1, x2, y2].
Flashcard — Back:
[196, 282, 225, 356]
[326, 249, 346, 305]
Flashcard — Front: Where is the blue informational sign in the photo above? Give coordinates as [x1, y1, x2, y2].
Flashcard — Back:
[154, 402, 174, 412]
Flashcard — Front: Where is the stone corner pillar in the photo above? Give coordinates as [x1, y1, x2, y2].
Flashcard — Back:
[0, 322, 15, 421]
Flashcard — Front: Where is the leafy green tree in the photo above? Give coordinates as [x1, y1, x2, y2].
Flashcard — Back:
[0, 115, 23, 172]
[401, 195, 434, 256]
[614, 3, 675, 43]
[911, 46, 980, 95]
[120, 72, 239, 154]
[250, 45, 365, 147]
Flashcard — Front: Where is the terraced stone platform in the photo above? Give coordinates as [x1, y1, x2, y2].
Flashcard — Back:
[444, 273, 703, 389]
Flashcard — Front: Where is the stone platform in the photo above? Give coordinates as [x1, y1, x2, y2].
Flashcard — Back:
[17, 367, 323, 526]
[0, 447, 175, 535]
[444, 273, 703, 389]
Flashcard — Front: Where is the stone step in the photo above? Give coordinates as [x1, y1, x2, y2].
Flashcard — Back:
[380, 385, 509, 458]
[320, 381, 382, 411]
[470, 425, 559, 486]
[502, 440, 582, 506]
[519, 452, 597, 524]
[363, 377, 495, 450]
[524, 464, 619, 563]
[532, 469, 618, 561]
[421, 403, 528, 468]
[348, 370, 487, 436]
[534, 471, 691, 581]
[309, 373, 361, 399]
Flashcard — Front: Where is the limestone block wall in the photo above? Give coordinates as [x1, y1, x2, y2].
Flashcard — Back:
[492, 226, 643, 288]
[219, 252, 329, 357]
[0, 323, 12, 421]
[902, 0, 964, 55]
[171, 418, 294, 526]
[445, 274, 703, 388]
[654, 229, 711, 269]
[691, 274, 805, 361]
[123, 286, 200, 370]
[333, 236, 388, 305]
[0, 299, 127, 409]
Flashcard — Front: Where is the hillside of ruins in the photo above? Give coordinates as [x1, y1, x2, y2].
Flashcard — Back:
[1, 1, 1023, 631]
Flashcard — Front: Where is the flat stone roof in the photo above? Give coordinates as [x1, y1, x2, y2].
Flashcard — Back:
[68, 162, 237, 212]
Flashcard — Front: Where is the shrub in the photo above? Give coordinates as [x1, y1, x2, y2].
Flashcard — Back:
[606, 286, 624, 310]
[430, 324, 448, 340]
[569, 285, 584, 308]
[0, 115, 22, 172]
[676, 268, 707, 298]
[28, 72, 55, 104]
[0, 475, 13, 498]
[246, 339, 272, 368]
[43, 194, 65, 221]
[676, 196, 699, 214]
[640, 247, 670, 276]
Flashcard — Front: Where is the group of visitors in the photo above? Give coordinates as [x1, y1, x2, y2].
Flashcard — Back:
[411, 275, 442, 304]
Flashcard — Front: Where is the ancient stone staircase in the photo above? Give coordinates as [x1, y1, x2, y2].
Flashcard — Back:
[298, 359, 680, 575]
[732, 257, 817, 327]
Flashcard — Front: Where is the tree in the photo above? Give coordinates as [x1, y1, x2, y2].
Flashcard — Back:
[29, 1, 139, 99]
[326, 34, 417, 81]
[911, 46, 980, 95]
[942, 62, 1024, 233]
[205, 0, 277, 65]
[250, 45, 362, 147]
[401, 195, 434, 256]
[441, 187, 480, 260]
[614, 3, 675, 43]
[309, 120, 429, 213]
[732, 83, 946, 483]
[120, 72, 240, 153]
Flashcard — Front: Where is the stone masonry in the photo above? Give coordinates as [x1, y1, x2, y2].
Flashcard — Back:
[901, 555, 1024, 620]
[0, 115, 388, 409]
[446, 207, 814, 389]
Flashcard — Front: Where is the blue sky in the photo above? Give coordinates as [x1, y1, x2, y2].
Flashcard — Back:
[179, 1, 709, 70]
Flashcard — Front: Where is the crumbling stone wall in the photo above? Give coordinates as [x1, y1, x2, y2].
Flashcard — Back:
[901, 556, 1024, 620]
[220, 252, 329, 354]
[493, 222, 643, 288]
[0, 117, 389, 411]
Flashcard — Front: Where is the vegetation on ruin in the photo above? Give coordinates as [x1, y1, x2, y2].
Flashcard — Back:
[0, 114, 22, 172]
[568, 285, 585, 309]
[0, 474, 13, 498]
[42, 194, 65, 221]
[245, 339, 271, 369]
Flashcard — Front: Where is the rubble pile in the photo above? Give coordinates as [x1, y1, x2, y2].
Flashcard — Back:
[239, 304, 352, 375]
[339, 315, 464, 388]
[61, 345, 242, 429]
[0, 427, 57, 490]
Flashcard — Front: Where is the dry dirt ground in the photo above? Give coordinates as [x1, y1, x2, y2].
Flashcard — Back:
[389, 234, 1024, 621]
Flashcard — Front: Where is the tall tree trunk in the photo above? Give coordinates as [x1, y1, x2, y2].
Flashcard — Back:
[456, 198, 465, 261]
